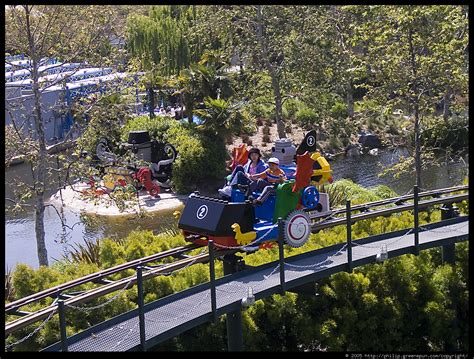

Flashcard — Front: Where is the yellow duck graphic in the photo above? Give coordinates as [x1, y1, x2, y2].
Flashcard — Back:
[231, 223, 256, 245]
[173, 210, 181, 220]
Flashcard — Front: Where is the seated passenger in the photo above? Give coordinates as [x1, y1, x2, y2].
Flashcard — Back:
[218, 147, 267, 198]
[239, 157, 287, 205]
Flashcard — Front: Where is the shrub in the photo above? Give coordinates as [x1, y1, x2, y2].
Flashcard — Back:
[328, 136, 344, 151]
[120, 115, 179, 142]
[296, 107, 318, 130]
[166, 126, 227, 193]
[330, 102, 349, 119]
[248, 102, 273, 121]
[120, 116, 228, 193]
[421, 115, 469, 152]
[327, 116, 357, 145]
[283, 98, 304, 120]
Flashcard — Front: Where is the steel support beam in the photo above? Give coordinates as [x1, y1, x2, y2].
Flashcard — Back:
[223, 254, 244, 352]
[440, 203, 459, 351]
[441, 204, 459, 265]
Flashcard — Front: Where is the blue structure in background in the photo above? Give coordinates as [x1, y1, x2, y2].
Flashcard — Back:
[5, 55, 139, 144]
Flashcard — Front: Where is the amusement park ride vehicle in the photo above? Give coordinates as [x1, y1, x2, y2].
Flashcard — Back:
[90, 130, 178, 197]
[176, 130, 334, 250]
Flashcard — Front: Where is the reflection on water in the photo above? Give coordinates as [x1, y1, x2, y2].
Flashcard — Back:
[4, 147, 468, 269]
[330, 147, 468, 194]
[5, 203, 185, 270]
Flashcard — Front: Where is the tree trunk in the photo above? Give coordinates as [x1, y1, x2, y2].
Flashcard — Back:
[35, 193, 48, 266]
[408, 26, 422, 188]
[443, 88, 451, 122]
[185, 95, 193, 124]
[346, 79, 354, 118]
[148, 85, 155, 119]
[256, 5, 286, 139]
[414, 102, 422, 188]
[26, 6, 49, 266]
[270, 70, 286, 139]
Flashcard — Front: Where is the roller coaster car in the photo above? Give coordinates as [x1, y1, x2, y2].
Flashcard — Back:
[92, 130, 177, 194]
[178, 130, 334, 250]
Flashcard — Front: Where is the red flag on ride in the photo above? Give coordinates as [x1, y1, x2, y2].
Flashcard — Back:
[292, 151, 314, 192]
[230, 144, 249, 171]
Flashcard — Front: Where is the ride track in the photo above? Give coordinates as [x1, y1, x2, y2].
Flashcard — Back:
[4, 185, 469, 351]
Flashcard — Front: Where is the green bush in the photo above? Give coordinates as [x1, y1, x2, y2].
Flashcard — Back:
[120, 115, 179, 142]
[120, 115, 228, 193]
[295, 107, 318, 129]
[327, 116, 357, 147]
[247, 102, 273, 120]
[421, 115, 469, 152]
[165, 126, 227, 193]
[283, 98, 304, 120]
[330, 102, 349, 119]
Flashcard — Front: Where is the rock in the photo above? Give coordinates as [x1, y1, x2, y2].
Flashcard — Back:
[345, 143, 361, 157]
[358, 132, 381, 149]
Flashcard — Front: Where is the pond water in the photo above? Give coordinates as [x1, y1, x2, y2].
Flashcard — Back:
[4, 147, 468, 270]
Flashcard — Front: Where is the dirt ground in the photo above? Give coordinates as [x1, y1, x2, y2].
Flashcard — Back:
[225, 121, 307, 161]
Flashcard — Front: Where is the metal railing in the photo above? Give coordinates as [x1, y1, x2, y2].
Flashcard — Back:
[5, 185, 468, 351]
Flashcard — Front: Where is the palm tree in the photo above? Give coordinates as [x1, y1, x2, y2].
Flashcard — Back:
[170, 50, 233, 123]
[195, 97, 245, 142]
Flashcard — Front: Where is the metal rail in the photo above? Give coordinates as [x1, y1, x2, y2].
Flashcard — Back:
[5, 248, 235, 335]
[311, 193, 468, 232]
[5, 185, 468, 338]
[5, 244, 199, 314]
[308, 185, 468, 220]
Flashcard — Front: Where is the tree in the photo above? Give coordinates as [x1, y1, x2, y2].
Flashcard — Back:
[358, 5, 468, 188]
[126, 6, 197, 77]
[207, 5, 303, 139]
[126, 5, 202, 119]
[5, 5, 121, 266]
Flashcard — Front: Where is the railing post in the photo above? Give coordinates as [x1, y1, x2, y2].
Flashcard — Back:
[413, 185, 420, 256]
[440, 203, 459, 351]
[136, 266, 146, 351]
[58, 300, 68, 352]
[223, 255, 244, 351]
[208, 240, 217, 323]
[440, 204, 458, 265]
[346, 200, 353, 273]
[278, 217, 286, 295]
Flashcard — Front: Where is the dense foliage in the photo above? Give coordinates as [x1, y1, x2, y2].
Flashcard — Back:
[119, 115, 229, 193]
[4, 4, 469, 352]
[5, 180, 469, 352]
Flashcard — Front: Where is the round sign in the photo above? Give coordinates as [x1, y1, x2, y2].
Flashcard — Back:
[196, 205, 208, 220]
[307, 135, 315, 147]
[284, 210, 311, 248]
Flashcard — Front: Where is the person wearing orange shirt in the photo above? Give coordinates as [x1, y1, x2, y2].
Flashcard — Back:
[239, 157, 287, 205]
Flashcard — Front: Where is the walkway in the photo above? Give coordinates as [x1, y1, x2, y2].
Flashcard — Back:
[43, 217, 469, 351]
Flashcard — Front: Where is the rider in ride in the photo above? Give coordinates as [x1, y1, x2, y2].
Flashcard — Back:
[219, 147, 267, 198]
[241, 157, 287, 205]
